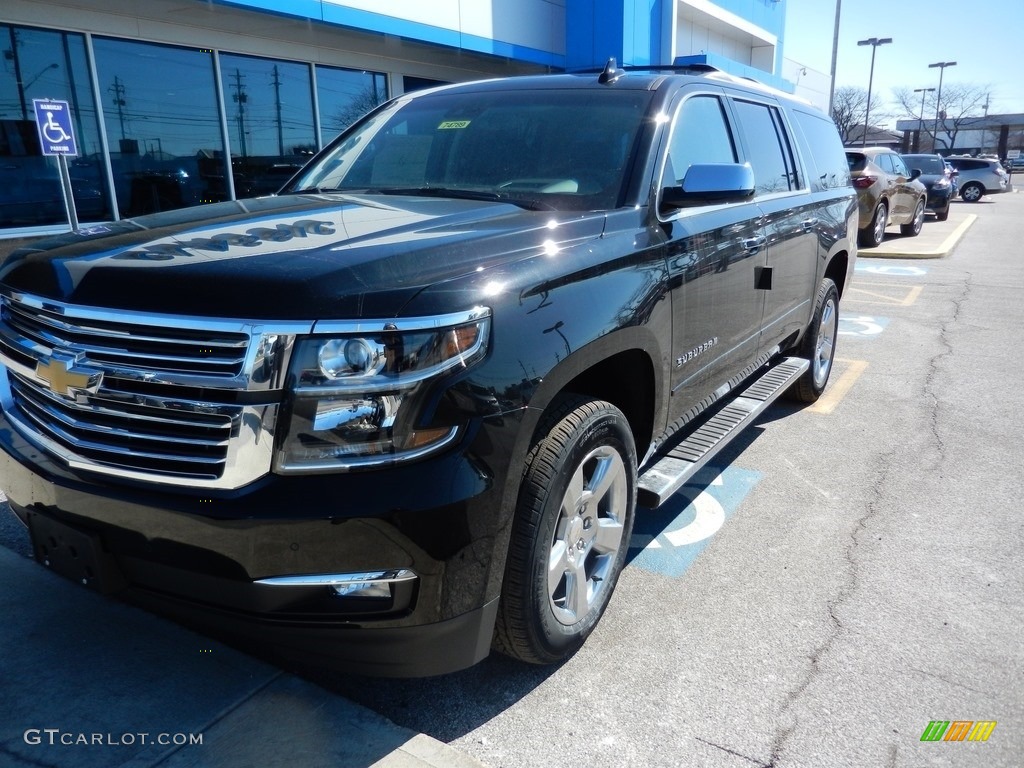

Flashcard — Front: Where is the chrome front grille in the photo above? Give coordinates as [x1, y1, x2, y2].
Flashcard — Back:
[0, 290, 312, 489]
[8, 371, 235, 479]
[2, 298, 250, 378]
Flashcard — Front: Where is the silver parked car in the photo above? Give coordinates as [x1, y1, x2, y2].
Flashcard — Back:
[945, 156, 1009, 202]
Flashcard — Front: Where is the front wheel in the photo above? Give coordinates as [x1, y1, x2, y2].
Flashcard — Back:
[493, 395, 637, 664]
[788, 278, 839, 403]
[900, 198, 925, 236]
[961, 182, 984, 202]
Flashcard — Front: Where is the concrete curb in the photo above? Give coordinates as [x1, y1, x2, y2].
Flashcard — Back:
[0, 542, 487, 768]
[860, 212, 977, 260]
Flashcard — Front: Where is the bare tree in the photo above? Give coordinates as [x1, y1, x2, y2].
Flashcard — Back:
[330, 86, 388, 135]
[894, 82, 991, 153]
[831, 86, 888, 145]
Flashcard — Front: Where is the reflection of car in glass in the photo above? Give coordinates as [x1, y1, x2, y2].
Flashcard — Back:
[901, 153, 955, 221]
[846, 147, 928, 247]
[0, 64, 857, 677]
[945, 156, 1009, 202]
[0, 157, 107, 227]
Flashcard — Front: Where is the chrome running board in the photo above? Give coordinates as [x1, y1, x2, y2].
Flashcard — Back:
[637, 356, 809, 508]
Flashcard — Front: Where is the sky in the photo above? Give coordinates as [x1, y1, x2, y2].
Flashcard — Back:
[783, 0, 1024, 121]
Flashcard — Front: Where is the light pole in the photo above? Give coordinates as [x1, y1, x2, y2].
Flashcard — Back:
[857, 37, 892, 147]
[827, 0, 842, 117]
[914, 87, 935, 152]
[929, 61, 957, 152]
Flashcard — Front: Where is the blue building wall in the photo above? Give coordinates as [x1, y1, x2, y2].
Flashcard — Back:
[565, 0, 664, 70]
[215, 0, 789, 85]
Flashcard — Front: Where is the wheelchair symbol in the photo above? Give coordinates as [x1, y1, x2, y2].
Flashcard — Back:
[42, 111, 72, 144]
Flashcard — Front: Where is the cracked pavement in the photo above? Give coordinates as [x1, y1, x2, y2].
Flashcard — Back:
[309, 196, 1023, 767]
[2, 199, 1020, 768]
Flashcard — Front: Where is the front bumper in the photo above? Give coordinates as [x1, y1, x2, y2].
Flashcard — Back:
[925, 186, 952, 211]
[0, 409, 512, 676]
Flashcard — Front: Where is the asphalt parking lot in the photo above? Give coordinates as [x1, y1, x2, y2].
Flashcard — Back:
[1, 190, 1021, 768]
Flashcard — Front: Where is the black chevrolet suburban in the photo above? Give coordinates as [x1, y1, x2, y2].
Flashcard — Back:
[0, 63, 857, 676]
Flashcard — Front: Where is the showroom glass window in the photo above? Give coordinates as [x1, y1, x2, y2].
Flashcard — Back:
[92, 37, 225, 216]
[1, 25, 111, 228]
[315, 65, 388, 146]
[219, 53, 316, 197]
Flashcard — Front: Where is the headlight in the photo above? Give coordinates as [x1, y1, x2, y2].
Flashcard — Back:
[275, 308, 490, 472]
[933, 177, 950, 189]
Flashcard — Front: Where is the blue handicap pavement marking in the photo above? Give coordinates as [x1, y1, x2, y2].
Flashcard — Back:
[839, 315, 889, 337]
[629, 465, 762, 578]
[855, 264, 928, 277]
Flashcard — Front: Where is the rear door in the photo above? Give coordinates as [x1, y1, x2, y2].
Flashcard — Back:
[728, 96, 819, 355]
[878, 151, 917, 220]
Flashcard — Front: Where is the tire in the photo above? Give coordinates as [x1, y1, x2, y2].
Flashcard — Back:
[787, 278, 839, 403]
[493, 395, 637, 664]
[935, 203, 949, 222]
[960, 182, 984, 202]
[858, 201, 887, 248]
[900, 198, 925, 236]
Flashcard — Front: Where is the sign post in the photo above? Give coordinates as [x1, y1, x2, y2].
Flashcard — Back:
[32, 99, 80, 230]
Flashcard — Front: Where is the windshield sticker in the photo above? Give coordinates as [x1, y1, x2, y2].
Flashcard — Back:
[437, 120, 471, 130]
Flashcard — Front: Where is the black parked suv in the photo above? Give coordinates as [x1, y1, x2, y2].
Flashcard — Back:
[0, 63, 857, 676]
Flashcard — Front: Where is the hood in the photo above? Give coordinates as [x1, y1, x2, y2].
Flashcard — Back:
[0, 194, 607, 319]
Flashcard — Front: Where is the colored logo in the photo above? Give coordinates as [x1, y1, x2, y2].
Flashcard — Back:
[35, 353, 103, 398]
[920, 721, 997, 742]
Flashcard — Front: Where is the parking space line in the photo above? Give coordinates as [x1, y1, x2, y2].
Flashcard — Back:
[847, 283, 923, 307]
[808, 358, 868, 415]
[936, 214, 978, 254]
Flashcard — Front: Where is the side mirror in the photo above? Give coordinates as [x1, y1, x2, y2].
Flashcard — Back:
[909, 168, 923, 181]
[661, 163, 756, 210]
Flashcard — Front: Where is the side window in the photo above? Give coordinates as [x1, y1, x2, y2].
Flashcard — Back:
[662, 95, 737, 187]
[731, 99, 798, 196]
[792, 108, 851, 190]
[877, 153, 895, 174]
[890, 154, 910, 177]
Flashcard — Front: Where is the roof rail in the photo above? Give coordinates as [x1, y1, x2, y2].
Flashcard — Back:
[570, 61, 721, 77]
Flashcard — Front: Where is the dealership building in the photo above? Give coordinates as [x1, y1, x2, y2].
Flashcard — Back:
[1, 0, 794, 238]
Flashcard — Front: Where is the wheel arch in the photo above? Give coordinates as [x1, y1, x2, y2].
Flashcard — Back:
[824, 250, 851, 300]
[522, 329, 663, 462]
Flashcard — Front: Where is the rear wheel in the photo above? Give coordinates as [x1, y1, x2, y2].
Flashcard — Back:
[858, 201, 887, 247]
[900, 198, 925, 236]
[788, 278, 839, 403]
[961, 182, 984, 202]
[493, 395, 636, 664]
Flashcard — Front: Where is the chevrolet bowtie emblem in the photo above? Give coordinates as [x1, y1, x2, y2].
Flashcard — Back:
[35, 354, 103, 398]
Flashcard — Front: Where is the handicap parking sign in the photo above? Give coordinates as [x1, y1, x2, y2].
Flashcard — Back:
[32, 99, 78, 156]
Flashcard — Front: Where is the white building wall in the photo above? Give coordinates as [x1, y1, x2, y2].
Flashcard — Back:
[323, 0, 566, 55]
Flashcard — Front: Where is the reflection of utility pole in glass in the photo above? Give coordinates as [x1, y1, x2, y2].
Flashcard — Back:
[109, 76, 128, 140]
[928, 61, 956, 152]
[231, 68, 248, 157]
[914, 87, 935, 152]
[271, 65, 284, 156]
[6, 32, 59, 120]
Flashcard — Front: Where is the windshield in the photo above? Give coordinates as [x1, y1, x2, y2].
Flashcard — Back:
[285, 88, 654, 211]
